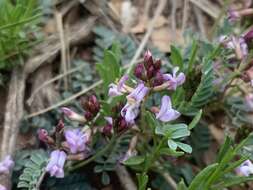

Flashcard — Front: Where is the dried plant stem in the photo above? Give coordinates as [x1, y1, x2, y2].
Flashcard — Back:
[35, 169, 47, 190]
[25, 59, 142, 119]
[56, 11, 69, 90]
[115, 165, 137, 190]
[189, 0, 220, 19]
[126, 0, 167, 74]
[27, 64, 86, 106]
[171, 0, 177, 42]
[193, 6, 206, 38]
[181, 0, 189, 34]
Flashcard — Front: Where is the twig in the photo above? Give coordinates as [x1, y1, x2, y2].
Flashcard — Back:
[171, 0, 177, 42]
[115, 165, 137, 190]
[193, 6, 206, 38]
[25, 59, 143, 119]
[126, 0, 167, 74]
[181, 0, 189, 35]
[25, 80, 102, 119]
[189, 0, 220, 19]
[155, 161, 177, 190]
[55, 11, 68, 90]
[27, 64, 86, 106]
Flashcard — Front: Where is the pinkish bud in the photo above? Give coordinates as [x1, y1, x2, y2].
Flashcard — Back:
[61, 107, 86, 123]
[146, 66, 155, 79]
[154, 59, 162, 70]
[152, 72, 164, 86]
[84, 111, 93, 121]
[144, 50, 153, 69]
[38, 129, 48, 143]
[134, 63, 146, 80]
[244, 27, 253, 42]
[117, 117, 128, 132]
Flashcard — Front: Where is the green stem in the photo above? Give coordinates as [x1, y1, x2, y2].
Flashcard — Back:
[68, 136, 116, 172]
[0, 14, 41, 31]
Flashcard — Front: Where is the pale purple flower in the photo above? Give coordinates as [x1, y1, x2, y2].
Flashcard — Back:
[127, 83, 149, 103]
[163, 67, 185, 90]
[121, 103, 140, 124]
[61, 107, 86, 123]
[156, 95, 180, 122]
[235, 160, 253, 176]
[65, 129, 88, 154]
[46, 150, 66, 178]
[228, 8, 240, 22]
[219, 35, 248, 59]
[0, 155, 14, 174]
[0, 185, 6, 190]
[121, 83, 149, 124]
[108, 75, 129, 97]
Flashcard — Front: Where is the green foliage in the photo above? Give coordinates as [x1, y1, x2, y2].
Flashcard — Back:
[45, 173, 95, 190]
[170, 45, 183, 69]
[94, 134, 130, 185]
[0, 0, 41, 70]
[187, 133, 253, 190]
[96, 42, 122, 94]
[17, 150, 48, 190]
[137, 173, 149, 190]
[180, 46, 221, 116]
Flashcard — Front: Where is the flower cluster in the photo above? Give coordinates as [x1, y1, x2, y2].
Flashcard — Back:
[108, 50, 185, 124]
[0, 155, 14, 174]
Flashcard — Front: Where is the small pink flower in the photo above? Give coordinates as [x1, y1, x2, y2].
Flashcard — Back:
[46, 150, 66, 178]
[61, 107, 86, 123]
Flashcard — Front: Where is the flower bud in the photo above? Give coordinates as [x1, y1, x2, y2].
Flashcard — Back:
[117, 117, 128, 132]
[144, 50, 153, 69]
[146, 65, 155, 79]
[38, 129, 55, 144]
[61, 107, 86, 123]
[84, 111, 93, 121]
[134, 63, 146, 80]
[38, 129, 48, 143]
[244, 27, 253, 42]
[152, 71, 164, 86]
[154, 59, 162, 70]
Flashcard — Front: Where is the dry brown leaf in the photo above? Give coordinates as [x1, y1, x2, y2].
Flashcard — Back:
[209, 124, 224, 145]
[151, 27, 183, 52]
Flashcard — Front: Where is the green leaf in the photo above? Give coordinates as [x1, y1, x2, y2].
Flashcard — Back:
[167, 139, 177, 150]
[170, 45, 183, 69]
[101, 172, 110, 185]
[176, 142, 192, 153]
[177, 179, 188, 190]
[94, 165, 104, 173]
[187, 39, 198, 74]
[137, 173, 149, 190]
[188, 109, 202, 130]
[156, 123, 190, 139]
[188, 163, 218, 190]
[123, 156, 145, 166]
[160, 147, 184, 157]
[216, 136, 232, 162]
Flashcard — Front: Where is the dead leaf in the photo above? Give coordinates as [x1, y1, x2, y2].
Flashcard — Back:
[209, 124, 224, 145]
[151, 27, 183, 52]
